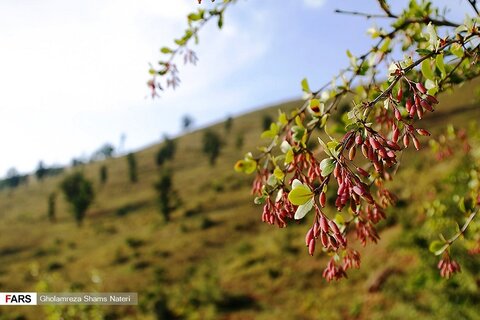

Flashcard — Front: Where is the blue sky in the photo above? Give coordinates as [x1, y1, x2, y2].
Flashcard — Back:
[0, 0, 471, 176]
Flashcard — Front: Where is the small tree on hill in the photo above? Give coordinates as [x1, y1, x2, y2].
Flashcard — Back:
[100, 165, 108, 184]
[127, 152, 138, 183]
[156, 135, 176, 167]
[154, 170, 179, 222]
[5, 168, 20, 189]
[36, 161, 47, 181]
[262, 114, 273, 131]
[224, 116, 233, 133]
[202, 130, 222, 166]
[92, 143, 115, 161]
[48, 192, 56, 223]
[60, 172, 94, 226]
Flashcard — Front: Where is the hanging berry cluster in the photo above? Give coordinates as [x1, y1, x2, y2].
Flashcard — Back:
[235, 17, 480, 280]
[157, 0, 480, 281]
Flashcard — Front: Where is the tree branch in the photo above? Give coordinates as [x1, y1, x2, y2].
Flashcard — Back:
[334, 9, 392, 19]
[467, 0, 480, 16]
[377, 0, 396, 18]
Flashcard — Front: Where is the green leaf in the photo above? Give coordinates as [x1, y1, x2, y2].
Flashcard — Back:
[451, 43, 464, 58]
[295, 116, 304, 128]
[234, 159, 257, 174]
[320, 158, 335, 177]
[436, 54, 446, 77]
[174, 38, 186, 46]
[274, 167, 285, 181]
[217, 14, 223, 29]
[294, 198, 314, 220]
[421, 59, 434, 80]
[188, 13, 202, 21]
[301, 78, 311, 93]
[320, 114, 329, 128]
[346, 49, 357, 67]
[327, 141, 341, 157]
[285, 149, 294, 164]
[345, 122, 360, 131]
[261, 122, 279, 139]
[416, 48, 432, 56]
[288, 183, 313, 206]
[267, 174, 277, 187]
[288, 186, 313, 206]
[291, 126, 305, 142]
[426, 23, 437, 49]
[160, 47, 172, 54]
[254, 196, 266, 205]
[379, 37, 391, 53]
[278, 111, 288, 125]
[318, 137, 331, 156]
[429, 240, 448, 256]
[458, 197, 466, 213]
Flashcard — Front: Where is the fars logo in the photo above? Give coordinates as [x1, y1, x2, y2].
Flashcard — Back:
[0, 292, 37, 305]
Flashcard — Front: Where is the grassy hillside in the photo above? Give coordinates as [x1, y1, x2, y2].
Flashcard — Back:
[0, 79, 479, 320]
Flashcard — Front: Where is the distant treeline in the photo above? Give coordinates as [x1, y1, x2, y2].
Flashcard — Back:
[0, 173, 29, 190]
[0, 164, 64, 190]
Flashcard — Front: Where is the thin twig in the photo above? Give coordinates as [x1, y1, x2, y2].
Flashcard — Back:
[377, 0, 396, 18]
[334, 9, 392, 19]
[467, 0, 480, 16]
[444, 209, 478, 251]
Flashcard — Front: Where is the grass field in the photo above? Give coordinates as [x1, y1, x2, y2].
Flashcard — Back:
[0, 79, 479, 320]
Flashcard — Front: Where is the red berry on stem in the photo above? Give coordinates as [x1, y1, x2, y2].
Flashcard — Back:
[349, 146, 356, 160]
[319, 192, 326, 207]
[397, 87, 403, 101]
[416, 128, 431, 136]
[416, 82, 427, 94]
[308, 238, 316, 256]
[412, 136, 421, 150]
[403, 134, 410, 148]
[355, 134, 363, 145]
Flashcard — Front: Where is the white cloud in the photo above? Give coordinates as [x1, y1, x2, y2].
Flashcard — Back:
[303, 0, 327, 8]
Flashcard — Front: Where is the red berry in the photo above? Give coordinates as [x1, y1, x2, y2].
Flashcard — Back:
[403, 134, 410, 148]
[392, 128, 400, 143]
[416, 128, 431, 136]
[357, 167, 369, 177]
[421, 99, 434, 112]
[320, 215, 329, 233]
[412, 136, 421, 150]
[394, 108, 402, 121]
[319, 192, 326, 207]
[397, 87, 403, 101]
[355, 134, 363, 145]
[308, 238, 316, 256]
[426, 94, 439, 104]
[306, 227, 314, 246]
[416, 82, 427, 94]
[406, 99, 413, 112]
[349, 146, 356, 160]
[352, 185, 365, 196]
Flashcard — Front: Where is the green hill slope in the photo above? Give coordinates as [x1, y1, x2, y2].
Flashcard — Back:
[0, 79, 479, 320]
